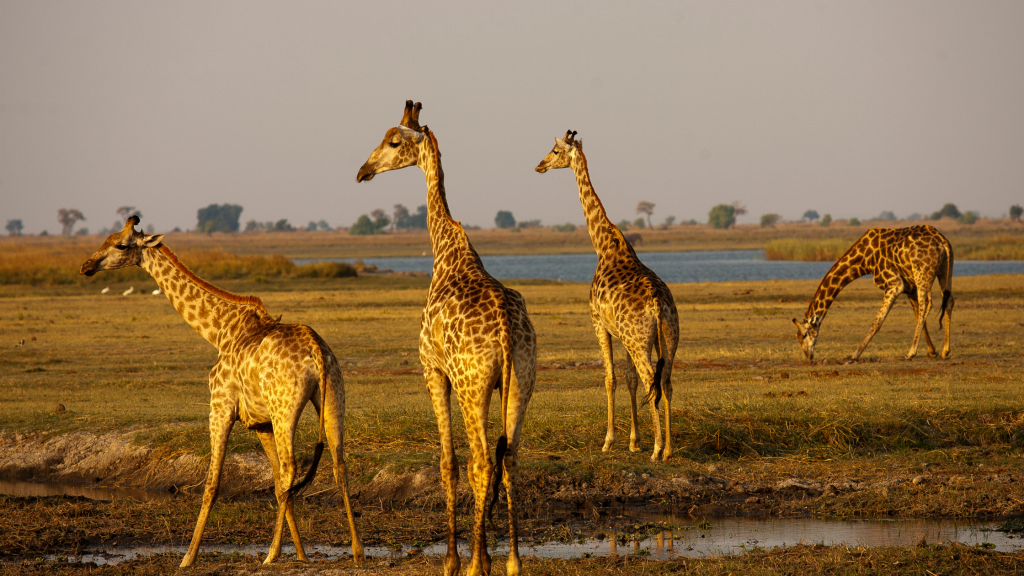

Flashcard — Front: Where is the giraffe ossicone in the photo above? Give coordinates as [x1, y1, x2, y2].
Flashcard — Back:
[357, 100, 537, 576]
[536, 130, 680, 462]
[794, 224, 954, 362]
[79, 217, 363, 567]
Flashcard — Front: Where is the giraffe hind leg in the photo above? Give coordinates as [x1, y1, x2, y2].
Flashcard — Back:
[906, 281, 933, 360]
[315, 369, 364, 562]
[257, 431, 308, 562]
[624, 353, 641, 453]
[907, 296, 938, 358]
[425, 368, 461, 576]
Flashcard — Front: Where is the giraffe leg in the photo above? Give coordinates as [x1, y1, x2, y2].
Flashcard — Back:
[630, 347, 662, 462]
[256, 431, 307, 562]
[941, 295, 954, 359]
[906, 280, 933, 360]
[425, 368, 460, 576]
[458, 380, 494, 576]
[595, 327, 617, 451]
[623, 353, 641, 452]
[315, 368, 363, 562]
[180, 407, 234, 568]
[907, 296, 937, 358]
[265, 418, 300, 564]
[660, 327, 677, 462]
[850, 286, 902, 361]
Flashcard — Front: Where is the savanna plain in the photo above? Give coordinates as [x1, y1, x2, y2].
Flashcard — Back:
[2, 226, 1024, 575]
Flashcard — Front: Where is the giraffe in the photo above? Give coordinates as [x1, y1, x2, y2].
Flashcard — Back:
[79, 216, 363, 567]
[793, 224, 954, 362]
[356, 101, 537, 576]
[535, 130, 680, 462]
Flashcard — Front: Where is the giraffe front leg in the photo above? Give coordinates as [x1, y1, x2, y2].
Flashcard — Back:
[908, 296, 938, 358]
[850, 286, 902, 362]
[255, 431, 306, 562]
[624, 353, 641, 452]
[426, 369, 461, 576]
[180, 408, 234, 568]
[906, 283, 933, 360]
[595, 327, 616, 451]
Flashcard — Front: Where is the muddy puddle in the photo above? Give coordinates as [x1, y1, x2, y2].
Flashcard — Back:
[6, 479, 1020, 565]
[0, 479, 175, 502]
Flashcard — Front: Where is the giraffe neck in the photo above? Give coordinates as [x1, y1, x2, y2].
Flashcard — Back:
[140, 246, 275, 349]
[804, 245, 871, 325]
[569, 144, 627, 257]
[418, 129, 475, 271]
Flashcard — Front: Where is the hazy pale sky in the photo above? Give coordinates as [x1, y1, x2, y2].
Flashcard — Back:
[2, 1, 1022, 235]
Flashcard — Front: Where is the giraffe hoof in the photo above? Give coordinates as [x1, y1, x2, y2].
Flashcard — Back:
[928, 352, 938, 358]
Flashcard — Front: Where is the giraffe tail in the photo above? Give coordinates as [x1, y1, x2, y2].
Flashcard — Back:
[642, 291, 665, 409]
[288, 331, 329, 498]
[938, 240, 954, 329]
[487, 313, 513, 525]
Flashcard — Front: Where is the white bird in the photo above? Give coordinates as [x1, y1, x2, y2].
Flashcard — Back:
[152, 289, 162, 295]
[101, 287, 110, 294]
[122, 286, 134, 296]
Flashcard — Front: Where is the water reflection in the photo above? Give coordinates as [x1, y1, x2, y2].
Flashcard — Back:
[0, 479, 174, 502]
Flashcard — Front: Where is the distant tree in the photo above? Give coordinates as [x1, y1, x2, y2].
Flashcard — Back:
[6, 219, 23, 236]
[664, 215, 676, 226]
[57, 208, 85, 236]
[551, 223, 576, 232]
[931, 203, 961, 220]
[196, 204, 243, 233]
[802, 209, 820, 222]
[518, 219, 542, 228]
[39, 230, 49, 236]
[632, 217, 646, 229]
[636, 201, 655, 229]
[617, 219, 632, 230]
[370, 208, 390, 231]
[396, 205, 428, 229]
[820, 214, 832, 227]
[76, 227, 89, 235]
[1009, 204, 1022, 222]
[244, 219, 260, 232]
[349, 214, 384, 235]
[958, 211, 978, 225]
[760, 213, 780, 228]
[848, 217, 861, 226]
[317, 220, 331, 231]
[906, 213, 923, 220]
[273, 219, 294, 232]
[877, 211, 896, 221]
[708, 204, 736, 229]
[495, 210, 516, 229]
[392, 204, 409, 231]
[732, 201, 748, 218]
[307, 221, 318, 231]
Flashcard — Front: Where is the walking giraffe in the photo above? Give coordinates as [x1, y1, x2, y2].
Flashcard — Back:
[793, 224, 954, 362]
[79, 216, 363, 567]
[536, 130, 680, 462]
[357, 101, 537, 576]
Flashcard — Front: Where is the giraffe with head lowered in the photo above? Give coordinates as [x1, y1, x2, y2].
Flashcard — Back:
[793, 224, 954, 362]
[357, 101, 537, 576]
[536, 130, 680, 462]
[79, 216, 363, 567]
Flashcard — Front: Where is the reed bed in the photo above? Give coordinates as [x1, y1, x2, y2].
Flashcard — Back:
[765, 234, 1024, 261]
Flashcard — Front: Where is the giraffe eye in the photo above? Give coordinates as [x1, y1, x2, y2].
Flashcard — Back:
[389, 141, 400, 148]
[115, 244, 128, 250]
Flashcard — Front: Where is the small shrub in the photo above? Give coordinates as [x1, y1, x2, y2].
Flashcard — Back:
[819, 214, 832, 227]
[848, 217, 861, 226]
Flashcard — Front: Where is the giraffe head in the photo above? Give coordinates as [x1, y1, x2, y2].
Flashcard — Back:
[79, 216, 164, 276]
[792, 317, 819, 361]
[534, 130, 578, 173]
[356, 100, 427, 183]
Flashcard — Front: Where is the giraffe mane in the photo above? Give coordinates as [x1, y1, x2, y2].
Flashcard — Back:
[157, 245, 276, 320]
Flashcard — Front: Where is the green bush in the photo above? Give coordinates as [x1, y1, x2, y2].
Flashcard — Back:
[708, 204, 736, 229]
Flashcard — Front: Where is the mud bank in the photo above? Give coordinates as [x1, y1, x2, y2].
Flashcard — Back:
[2, 430, 1021, 520]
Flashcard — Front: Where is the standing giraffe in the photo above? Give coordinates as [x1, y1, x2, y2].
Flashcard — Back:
[793, 224, 954, 362]
[79, 216, 362, 567]
[536, 130, 680, 462]
[357, 101, 537, 576]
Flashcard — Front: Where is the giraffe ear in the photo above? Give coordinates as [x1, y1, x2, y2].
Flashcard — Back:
[792, 318, 800, 327]
[143, 234, 164, 248]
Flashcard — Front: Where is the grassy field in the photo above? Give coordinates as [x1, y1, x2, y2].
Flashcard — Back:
[2, 270, 1023, 570]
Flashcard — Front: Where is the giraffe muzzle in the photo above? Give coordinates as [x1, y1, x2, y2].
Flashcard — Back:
[356, 164, 376, 183]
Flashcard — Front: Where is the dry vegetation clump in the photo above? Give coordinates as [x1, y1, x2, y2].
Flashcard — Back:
[764, 238, 852, 261]
[766, 234, 1024, 261]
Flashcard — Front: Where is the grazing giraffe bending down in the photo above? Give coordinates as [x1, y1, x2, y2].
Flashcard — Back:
[79, 217, 363, 567]
[793, 225, 954, 362]
[536, 131, 680, 461]
[357, 101, 537, 576]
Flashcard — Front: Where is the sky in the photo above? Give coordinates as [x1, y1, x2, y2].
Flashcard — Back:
[2, 1, 1023, 235]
